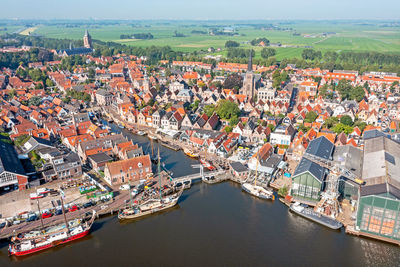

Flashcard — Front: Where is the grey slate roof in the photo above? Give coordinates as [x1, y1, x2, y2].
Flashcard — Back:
[58, 47, 93, 56]
[305, 136, 334, 160]
[293, 158, 326, 182]
[333, 145, 363, 177]
[0, 142, 26, 176]
[230, 162, 248, 173]
[363, 129, 389, 140]
[88, 152, 113, 164]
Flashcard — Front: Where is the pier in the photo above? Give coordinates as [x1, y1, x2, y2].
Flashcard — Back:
[172, 169, 226, 189]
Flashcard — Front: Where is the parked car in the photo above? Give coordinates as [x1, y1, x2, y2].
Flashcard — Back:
[55, 208, 63, 215]
[41, 212, 53, 219]
[26, 214, 38, 222]
[0, 221, 6, 229]
[119, 184, 130, 191]
[37, 188, 51, 195]
[82, 201, 94, 208]
[30, 193, 44, 200]
[68, 205, 79, 212]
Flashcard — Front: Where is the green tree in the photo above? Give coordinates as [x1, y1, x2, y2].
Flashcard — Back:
[298, 124, 310, 132]
[323, 117, 339, 129]
[223, 73, 243, 90]
[340, 115, 353, 126]
[302, 49, 322, 61]
[215, 100, 240, 120]
[225, 40, 240, 48]
[304, 111, 318, 123]
[278, 185, 289, 197]
[350, 86, 365, 102]
[45, 78, 54, 88]
[224, 126, 233, 133]
[332, 123, 353, 134]
[229, 115, 239, 126]
[261, 48, 276, 59]
[203, 104, 216, 117]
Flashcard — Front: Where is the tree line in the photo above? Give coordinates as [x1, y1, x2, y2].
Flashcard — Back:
[120, 33, 154, 40]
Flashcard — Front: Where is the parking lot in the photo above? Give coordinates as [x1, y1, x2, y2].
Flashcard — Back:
[0, 177, 104, 219]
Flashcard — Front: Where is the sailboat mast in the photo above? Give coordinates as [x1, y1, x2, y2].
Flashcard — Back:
[151, 138, 154, 158]
[37, 199, 44, 229]
[60, 196, 69, 232]
[254, 151, 259, 186]
[158, 146, 162, 200]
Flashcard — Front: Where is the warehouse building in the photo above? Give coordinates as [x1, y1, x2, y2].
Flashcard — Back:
[291, 136, 334, 204]
[0, 142, 28, 191]
[356, 136, 400, 242]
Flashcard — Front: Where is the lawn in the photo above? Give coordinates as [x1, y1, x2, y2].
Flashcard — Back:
[24, 21, 400, 59]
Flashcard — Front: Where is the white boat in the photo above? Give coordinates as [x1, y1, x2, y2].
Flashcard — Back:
[241, 183, 274, 200]
[148, 134, 158, 141]
[137, 131, 146, 136]
[241, 151, 274, 200]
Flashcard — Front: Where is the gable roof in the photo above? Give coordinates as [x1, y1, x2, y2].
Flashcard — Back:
[293, 157, 326, 182]
[305, 136, 334, 160]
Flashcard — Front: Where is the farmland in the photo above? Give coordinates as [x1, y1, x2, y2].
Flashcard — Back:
[11, 21, 400, 60]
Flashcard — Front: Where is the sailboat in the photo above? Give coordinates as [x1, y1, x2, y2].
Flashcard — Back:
[241, 151, 274, 200]
[150, 138, 159, 164]
[118, 147, 183, 220]
[8, 196, 96, 257]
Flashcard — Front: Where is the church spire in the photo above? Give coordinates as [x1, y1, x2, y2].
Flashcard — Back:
[247, 51, 253, 72]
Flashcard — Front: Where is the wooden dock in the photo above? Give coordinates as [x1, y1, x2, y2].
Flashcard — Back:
[160, 141, 181, 151]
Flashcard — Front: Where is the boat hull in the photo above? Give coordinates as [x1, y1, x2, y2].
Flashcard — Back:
[118, 199, 179, 220]
[241, 184, 273, 200]
[9, 229, 90, 257]
[289, 204, 343, 230]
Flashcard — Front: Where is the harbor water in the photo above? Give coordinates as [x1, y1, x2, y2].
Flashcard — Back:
[0, 125, 399, 266]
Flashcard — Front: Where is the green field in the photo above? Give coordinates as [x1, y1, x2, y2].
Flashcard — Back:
[23, 21, 400, 60]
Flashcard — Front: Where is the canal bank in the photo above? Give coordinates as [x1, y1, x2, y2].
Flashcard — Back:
[0, 124, 399, 266]
[1, 181, 399, 267]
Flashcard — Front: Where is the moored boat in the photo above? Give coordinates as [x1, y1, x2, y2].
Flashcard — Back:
[289, 202, 343, 230]
[9, 211, 96, 257]
[137, 131, 146, 136]
[118, 189, 183, 220]
[148, 134, 158, 141]
[241, 183, 274, 200]
[183, 148, 199, 158]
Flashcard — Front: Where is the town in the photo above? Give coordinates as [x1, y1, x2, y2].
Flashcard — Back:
[1, 28, 400, 258]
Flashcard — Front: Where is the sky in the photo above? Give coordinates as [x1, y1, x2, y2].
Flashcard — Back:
[1, 0, 399, 20]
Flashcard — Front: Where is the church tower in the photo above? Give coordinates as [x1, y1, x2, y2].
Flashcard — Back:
[242, 52, 255, 101]
[83, 30, 92, 49]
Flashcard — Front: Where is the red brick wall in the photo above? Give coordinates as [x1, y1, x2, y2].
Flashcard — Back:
[17, 175, 28, 191]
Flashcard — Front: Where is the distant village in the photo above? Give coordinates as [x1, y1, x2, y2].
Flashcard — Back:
[1, 30, 400, 246]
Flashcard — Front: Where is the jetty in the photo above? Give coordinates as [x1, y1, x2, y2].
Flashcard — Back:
[160, 141, 181, 151]
[172, 169, 226, 189]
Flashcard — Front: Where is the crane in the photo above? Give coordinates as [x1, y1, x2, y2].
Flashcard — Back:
[302, 152, 361, 219]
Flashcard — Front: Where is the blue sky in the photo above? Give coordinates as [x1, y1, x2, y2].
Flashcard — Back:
[1, 0, 399, 20]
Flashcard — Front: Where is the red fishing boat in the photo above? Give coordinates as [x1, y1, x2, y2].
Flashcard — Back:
[9, 211, 96, 257]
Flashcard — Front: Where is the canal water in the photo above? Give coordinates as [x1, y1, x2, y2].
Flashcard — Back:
[0, 125, 399, 266]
